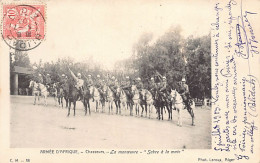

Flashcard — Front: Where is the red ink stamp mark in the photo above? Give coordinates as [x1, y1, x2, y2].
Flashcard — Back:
[2, 4, 45, 51]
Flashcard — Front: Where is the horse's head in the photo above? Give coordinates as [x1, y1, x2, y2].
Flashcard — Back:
[170, 89, 182, 104]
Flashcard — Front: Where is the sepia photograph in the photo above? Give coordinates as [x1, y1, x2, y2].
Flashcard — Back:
[1, 0, 259, 163]
[6, 1, 211, 149]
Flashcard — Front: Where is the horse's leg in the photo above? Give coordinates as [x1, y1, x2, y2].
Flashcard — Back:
[140, 104, 144, 117]
[61, 97, 63, 108]
[95, 100, 97, 113]
[83, 99, 87, 115]
[67, 100, 71, 116]
[145, 104, 147, 117]
[111, 102, 113, 115]
[88, 100, 91, 115]
[45, 95, 47, 106]
[188, 106, 195, 126]
[157, 107, 160, 120]
[161, 106, 164, 120]
[136, 104, 138, 116]
[73, 101, 76, 116]
[179, 106, 183, 127]
[38, 94, 40, 105]
[33, 94, 36, 105]
[119, 101, 121, 115]
[148, 104, 151, 119]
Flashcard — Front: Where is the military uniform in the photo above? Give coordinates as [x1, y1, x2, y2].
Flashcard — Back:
[121, 79, 132, 99]
[96, 78, 105, 99]
[158, 79, 168, 101]
[149, 80, 157, 95]
[46, 75, 52, 85]
[179, 83, 190, 102]
[178, 77, 191, 109]
[136, 80, 145, 101]
[45, 75, 52, 91]
[87, 77, 94, 87]
[38, 76, 43, 84]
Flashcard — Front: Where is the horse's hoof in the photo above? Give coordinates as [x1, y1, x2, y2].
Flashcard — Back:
[192, 124, 195, 126]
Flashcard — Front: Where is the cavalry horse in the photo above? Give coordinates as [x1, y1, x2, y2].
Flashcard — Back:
[153, 90, 171, 120]
[53, 82, 65, 108]
[62, 82, 70, 108]
[89, 86, 102, 113]
[50, 83, 58, 106]
[131, 85, 142, 116]
[29, 80, 48, 105]
[103, 85, 114, 114]
[116, 87, 128, 115]
[170, 89, 195, 126]
[66, 80, 79, 116]
[140, 89, 154, 118]
[82, 86, 91, 115]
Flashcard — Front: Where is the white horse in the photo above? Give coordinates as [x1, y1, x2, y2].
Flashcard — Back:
[89, 86, 102, 113]
[29, 80, 48, 106]
[116, 87, 128, 115]
[170, 89, 195, 126]
[140, 89, 154, 118]
[170, 89, 184, 126]
[131, 85, 141, 116]
[103, 85, 114, 114]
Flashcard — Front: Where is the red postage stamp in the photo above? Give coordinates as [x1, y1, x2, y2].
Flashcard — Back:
[2, 4, 45, 40]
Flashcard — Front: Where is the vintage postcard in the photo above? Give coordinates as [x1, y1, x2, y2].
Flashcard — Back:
[0, 0, 259, 162]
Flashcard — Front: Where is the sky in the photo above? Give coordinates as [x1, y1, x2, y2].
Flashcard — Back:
[28, 0, 212, 70]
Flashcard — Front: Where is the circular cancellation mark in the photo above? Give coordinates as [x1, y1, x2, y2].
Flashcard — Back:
[2, 4, 46, 51]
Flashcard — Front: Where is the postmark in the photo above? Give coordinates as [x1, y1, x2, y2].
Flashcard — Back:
[2, 4, 45, 51]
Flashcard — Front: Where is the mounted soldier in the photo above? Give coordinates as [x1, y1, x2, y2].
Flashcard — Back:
[158, 76, 168, 101]
[136, 77, 145, 101]
[38, 73, 43, 84]
[86, 74, 94, 101]
[60, 74, 67, 87]
[69, 69, 84, 101]
[45, 73, 52, 91]
[148, 77, 157, 98]
[95, 75, 105, 101]
[86, 75, 94, 87]
[36, 73, 44, 90]
[179, 78, 191, 109]
[108, 76, 116, 93]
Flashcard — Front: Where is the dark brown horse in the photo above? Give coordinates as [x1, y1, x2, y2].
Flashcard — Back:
[154, 90, 171, 120]
[82, 86, 91, 115]
[56, 82, 65, 108]
[66, 79, 79, 116]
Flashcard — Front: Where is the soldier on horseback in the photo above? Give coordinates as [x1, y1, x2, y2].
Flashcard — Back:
[121, 76, 133, 100]
[158, 76, 168, 101]
[37, 73, 43, 90]
[45, 73, 52, 91]
[179, 78, 191, 109]
[60, 74, 67, 87]
[148, 77, 157, 99]
[69, 69, 84, 101]
[87, 75, 94, 102]
[136, 77, 145, 101]
[95, 75, 105, 101]
[108, 76, 116, 93]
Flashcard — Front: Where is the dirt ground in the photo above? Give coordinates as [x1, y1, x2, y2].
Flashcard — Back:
[10, 95, 211, 149]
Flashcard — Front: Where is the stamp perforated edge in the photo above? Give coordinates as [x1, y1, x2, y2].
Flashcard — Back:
[1, 1, 47, 42]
